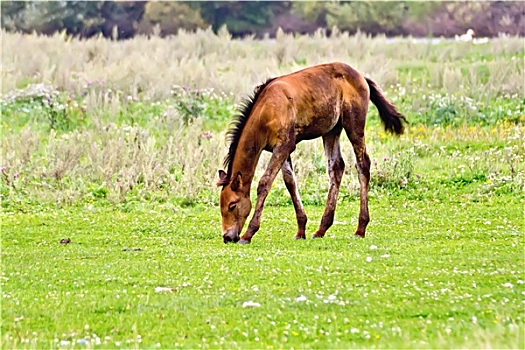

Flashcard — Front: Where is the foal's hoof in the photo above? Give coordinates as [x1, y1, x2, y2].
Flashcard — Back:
[311, 234, 324, 239]
[354, 233, 365, 239]
[238, 239, 251, 245]
[294, 235, 306, 240]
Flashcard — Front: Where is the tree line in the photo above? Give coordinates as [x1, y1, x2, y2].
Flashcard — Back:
[1, 1, 523, 39]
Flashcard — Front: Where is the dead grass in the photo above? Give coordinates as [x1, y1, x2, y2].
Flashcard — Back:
[1, 30, 523, 206]
[2, 30, 523, 100]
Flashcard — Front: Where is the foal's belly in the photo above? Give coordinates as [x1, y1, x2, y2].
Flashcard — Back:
[294, 108, 341, 142]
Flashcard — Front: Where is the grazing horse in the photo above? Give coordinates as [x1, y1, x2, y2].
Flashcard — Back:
[217, 62, 406, 244]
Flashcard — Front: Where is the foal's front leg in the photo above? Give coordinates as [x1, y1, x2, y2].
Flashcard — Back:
[239, 147, 292, 244]
[282, 156, 307, 239]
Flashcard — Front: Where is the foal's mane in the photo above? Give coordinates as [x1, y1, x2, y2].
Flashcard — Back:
[223, 77, 276, 178]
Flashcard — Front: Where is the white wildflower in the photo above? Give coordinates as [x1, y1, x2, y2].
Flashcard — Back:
[242, 301, 261, 308]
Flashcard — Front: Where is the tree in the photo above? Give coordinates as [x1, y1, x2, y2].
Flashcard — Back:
[0, 1, 145, 38]
[325, 2, 410, 35]
[99, 1, 146, 39]
[137, 2, 207, 36]
[1, 1, 29, 32]
[195, 1, 290, 36]
[1, 1, 106, 36]
[291, 1, 330, 27]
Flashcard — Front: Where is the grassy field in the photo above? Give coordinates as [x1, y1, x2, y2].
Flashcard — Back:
[2, 195, 524, 348]
[1, 30, 524, 348]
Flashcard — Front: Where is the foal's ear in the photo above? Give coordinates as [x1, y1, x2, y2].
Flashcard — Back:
[230, 172, 243, 192]
[217, 170, 229, 186]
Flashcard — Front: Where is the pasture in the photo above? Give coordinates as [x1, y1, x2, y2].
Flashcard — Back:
[1, 29, 524, 348]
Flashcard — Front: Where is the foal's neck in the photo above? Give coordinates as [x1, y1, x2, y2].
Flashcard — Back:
[230, 129, 264, 195]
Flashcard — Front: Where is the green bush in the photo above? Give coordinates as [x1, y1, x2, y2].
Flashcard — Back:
[371, 148, 415, 189]
[411, 93, 524, 126]
[0, 84, 84, 131]
[170, 85, 234, 127]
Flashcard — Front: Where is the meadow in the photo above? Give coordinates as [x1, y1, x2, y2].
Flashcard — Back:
[1, 29, 524, 348]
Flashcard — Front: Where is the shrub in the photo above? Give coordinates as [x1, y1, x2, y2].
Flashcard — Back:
[0, 84, 84, 131]
[170, 85, 234, 126]
[371, 148, 416, 189]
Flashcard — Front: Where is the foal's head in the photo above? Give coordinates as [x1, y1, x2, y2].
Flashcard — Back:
[217, 170, 252, 243]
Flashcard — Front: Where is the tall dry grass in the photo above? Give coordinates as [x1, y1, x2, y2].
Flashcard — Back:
[1, 30, 524, 206]
[2, 29, 523, 99]
[2, 115, 523, 206]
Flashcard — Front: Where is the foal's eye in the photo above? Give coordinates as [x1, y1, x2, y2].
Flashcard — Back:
[228, 203, 237, 211]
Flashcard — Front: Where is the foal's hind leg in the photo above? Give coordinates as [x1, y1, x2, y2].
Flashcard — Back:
[282, 156, 307, 239]
[344, 128, 371, 238]
[312, 130, 345, 238]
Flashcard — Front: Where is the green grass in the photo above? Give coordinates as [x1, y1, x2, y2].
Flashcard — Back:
[1, 32, 524, 349]
[2, 193, 523, 349]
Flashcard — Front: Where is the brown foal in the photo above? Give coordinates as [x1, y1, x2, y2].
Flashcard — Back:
[217, 62, 406, 244]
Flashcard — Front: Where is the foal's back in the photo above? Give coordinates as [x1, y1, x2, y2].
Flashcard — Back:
[251, 62, 370, 144]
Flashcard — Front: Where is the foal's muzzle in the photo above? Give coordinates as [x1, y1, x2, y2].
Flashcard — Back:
[223, 228, 240, 244]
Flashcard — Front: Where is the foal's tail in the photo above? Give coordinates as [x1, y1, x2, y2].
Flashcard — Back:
[365, 77, 407, 135]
